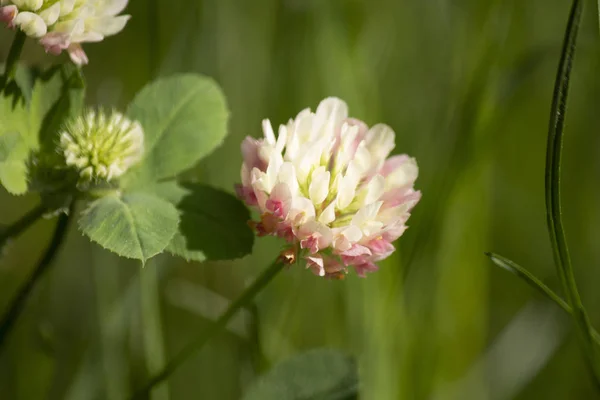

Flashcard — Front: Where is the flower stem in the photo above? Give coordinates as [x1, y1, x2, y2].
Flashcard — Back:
[1, 30, 26, 89]
[0, 207, 72, 351]
[129, 258, 285, 399]
[0, 203, 47, 252]
[545, 0, 600, 384]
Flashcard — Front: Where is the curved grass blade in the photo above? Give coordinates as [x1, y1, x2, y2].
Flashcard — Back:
[486, 252, 569, 312]
[544, 0, 600, 383]
[485, 252, 600, 345]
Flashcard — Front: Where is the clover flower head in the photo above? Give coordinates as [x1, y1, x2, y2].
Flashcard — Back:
[0, 0, 130, 65]
[236, 97, 421, 279]
[60, 109, 143, 183]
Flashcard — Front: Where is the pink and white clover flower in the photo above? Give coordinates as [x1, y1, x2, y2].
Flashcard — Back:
[0, 0, 130, 65]
[237, 97, 421, 279]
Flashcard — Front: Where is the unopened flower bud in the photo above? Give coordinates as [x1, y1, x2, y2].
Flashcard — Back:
[60, 109, 144, 185]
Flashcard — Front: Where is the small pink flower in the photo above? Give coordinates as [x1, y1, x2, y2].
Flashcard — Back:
[3, 0, 130, 65]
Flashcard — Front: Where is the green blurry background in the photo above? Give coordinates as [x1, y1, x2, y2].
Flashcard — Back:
[1, 0, 600, 399]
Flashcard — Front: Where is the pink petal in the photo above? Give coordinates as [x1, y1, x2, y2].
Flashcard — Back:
[367, 237, 395, 260]
[340, 244, 372, 266]
[241, 136, 267, 172]
[266, 182, 292, 219]
[379, 155, 411, 177]
[0, 6, 17, 26]
[68, 43, 89, 65]
[380, 188, 422, 210]
[353, 262, 379, 278]
[234, 184, 258, 206]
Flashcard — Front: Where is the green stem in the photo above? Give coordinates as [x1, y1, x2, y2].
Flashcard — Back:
[129, 258, 285, 400]
[486, 252, 600, 345]
[2, 30, 26, 88]
[0, 207, 72, 351]
[545, 0, 600, 383]
[139, 260, 169, 400]
[0, 203, 47, 252]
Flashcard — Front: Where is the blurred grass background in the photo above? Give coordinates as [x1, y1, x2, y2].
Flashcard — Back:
[2, 0, 600, 399]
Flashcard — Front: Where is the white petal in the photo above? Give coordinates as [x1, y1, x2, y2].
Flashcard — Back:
[102, 0, 129, 16]
[365, 175, 385, 204]
[14, 12, 46, 37]
[39, 3, 61, 25]
[59, 0, 76, 16]
[318, 202, 336, 225]
[364, 124, 395, 161]
[309, 166, 330, 205]
[352, 201, 383, 227]
[352, 141, 372, 175]
[275, 124, 287, 153]
[342, 225, 363, 242]
[13, 0, 42, 11]
[314, 97, 348, 136]
[277, 162, 299, 196]
[265, 151, 283, 191]
[336, 173, 358, 210]
[291, 196, 316, 221]
[386, 157, 419, 189]
[262, 119, 276, 145]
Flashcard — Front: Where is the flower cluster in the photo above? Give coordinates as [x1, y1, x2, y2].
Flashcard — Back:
[0, 0, 130, 65]
[59, 109, 144, 184]
[236, 98, 420, 278]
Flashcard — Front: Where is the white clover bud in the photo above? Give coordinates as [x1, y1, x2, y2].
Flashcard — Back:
[236, 98, 421, 279]
[60, 109, 144, 184]
[1, 0, 130, 65]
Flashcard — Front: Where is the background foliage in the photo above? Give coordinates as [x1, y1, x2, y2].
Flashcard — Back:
[2, 0, 600, 399]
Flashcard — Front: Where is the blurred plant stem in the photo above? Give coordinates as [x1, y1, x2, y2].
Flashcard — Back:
[0, 203, 46, 251]
[130, 257, 285, 400]
[544, 0, 600, 385]
[1, 30, 26, 89]
[139, 259, 169, 400]
[0, 205, 72, 351]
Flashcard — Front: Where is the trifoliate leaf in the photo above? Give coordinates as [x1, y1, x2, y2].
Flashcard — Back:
[78, 192, 179, 263]
[147, 181, 254, 262]
[242, 349, 359, 400]
[124, 74, 229, 187]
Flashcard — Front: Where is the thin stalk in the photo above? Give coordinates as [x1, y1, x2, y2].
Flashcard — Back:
[0, 207, 72, 351]
[485, 252, 600, 345]
[129, 258, 285, 400]
[0, 203, 47, 252]
[2, 30, 26, 88]
[139, 259, 169, 400]
[545, 0, 600, 383]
